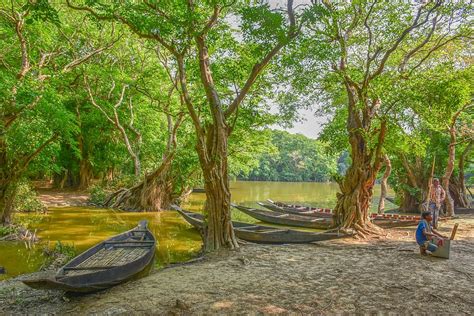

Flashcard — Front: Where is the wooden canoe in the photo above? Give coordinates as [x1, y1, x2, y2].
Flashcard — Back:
[237, 203, 429, 228]
[232, 204, 334, 229]
[264, 200, 426, 222]
[22, 220, 156, 293]
[258, 200, 334, 218]
[172, 205, 349, 243]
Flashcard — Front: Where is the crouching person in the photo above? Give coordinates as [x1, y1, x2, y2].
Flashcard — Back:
[416, 211, 447, 255]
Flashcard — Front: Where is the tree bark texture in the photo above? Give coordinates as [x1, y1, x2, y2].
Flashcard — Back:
[104, 155, 174, 211]
[333, 88, 387, 235]
[0, 182, 14, 225]
[0, 127, 16, 225]
[377, 154, 391, 214]
[196, 123, 238, 251]
[442, 127, 456, 216]
[103, 112, 183, 211]
[457, 141, 473, 207]
[398, 155, 428, 213]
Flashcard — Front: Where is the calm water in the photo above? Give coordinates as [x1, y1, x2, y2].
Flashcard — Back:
[0, 181, 393, 280]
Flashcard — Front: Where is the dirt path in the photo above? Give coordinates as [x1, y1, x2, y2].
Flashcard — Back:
[1, 216, 473, 315]
[37, 189, 89, 207]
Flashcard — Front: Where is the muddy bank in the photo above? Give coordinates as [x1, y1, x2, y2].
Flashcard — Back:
[1, 216, 473, 315]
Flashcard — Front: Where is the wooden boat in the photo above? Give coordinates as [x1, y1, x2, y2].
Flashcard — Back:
[264, 200, 424, 222]
[258, 200, 333, 218]
[22, 220, 156, 293]
[237, 203, 428, 228]
[232, 204, 334, 229]
[172, 205, 349, 243]
[454, 207, 474, 214]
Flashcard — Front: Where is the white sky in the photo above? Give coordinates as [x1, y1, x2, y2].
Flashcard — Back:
[272, 109, 329, 139]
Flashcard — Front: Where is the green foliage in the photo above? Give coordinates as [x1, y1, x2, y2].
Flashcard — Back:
[15, 213, 45, 229]
[42, 241, 77, 268]
[242, 130, 337, 182]
[13, 181, 46, 213]
[52, 241, 76, 260]
[0, 226, 16, 237]
[88, 184, 107, 205]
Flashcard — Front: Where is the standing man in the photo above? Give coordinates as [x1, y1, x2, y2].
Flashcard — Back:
[429, 178, 446, 228]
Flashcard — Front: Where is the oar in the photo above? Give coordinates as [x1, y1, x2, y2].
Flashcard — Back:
[449, 223, 459, 240]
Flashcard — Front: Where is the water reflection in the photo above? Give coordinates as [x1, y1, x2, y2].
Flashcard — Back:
[0, 181, 392, 280]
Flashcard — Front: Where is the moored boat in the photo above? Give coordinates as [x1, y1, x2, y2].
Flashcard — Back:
[264, 200, 425, 222]
[22, 220, 156, 293]
[258, 200, 334, 218]
[236, 203, 427, 228]
[232, 204, 334, 229]
[172, 205, 349, 243]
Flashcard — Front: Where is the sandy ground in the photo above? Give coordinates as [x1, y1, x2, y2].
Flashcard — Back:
[1, 215, 473, 315]
[37, 189, 89, 207]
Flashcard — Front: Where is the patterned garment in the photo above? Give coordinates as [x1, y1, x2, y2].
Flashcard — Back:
[430, 185, 446, 208]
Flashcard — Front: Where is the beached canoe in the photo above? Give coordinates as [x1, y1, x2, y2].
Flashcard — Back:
[22, 220, 156, 293]
[237, 203, 428, 228]
[232, 204, 334, 229]
[172, 205, 348, 243]
[264, 200, 425, 222]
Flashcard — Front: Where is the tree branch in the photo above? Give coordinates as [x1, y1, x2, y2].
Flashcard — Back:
[19, 133, 59, 171]
[14, 12, 30, 79]
[368, 0, 442, 81]
[62, 38, 119, 73]
[176, 56, 202, 134]
[224, 0, 297, 118]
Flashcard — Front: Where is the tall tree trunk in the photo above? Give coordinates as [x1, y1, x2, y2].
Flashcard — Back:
[333, 90, 386, 236]
[449, 176, 464, 207]
[0, 182, 17, 226]
[197, 123, 238, 251]
[458, 140, 473, 207]
[400, 190, 421, 212]
[0, 128, 14, 225]
[77, 103, 93, 190]
[378, 154, 391, 214]
[397, 154, 428, 213]
[443, 127, 456, 216]
[334, 149, 377, 233]
[79, 159, 93, 190]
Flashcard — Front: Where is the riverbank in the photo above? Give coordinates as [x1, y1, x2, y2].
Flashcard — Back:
[37, 188, 89, 207]
[1, 215, 473, 314]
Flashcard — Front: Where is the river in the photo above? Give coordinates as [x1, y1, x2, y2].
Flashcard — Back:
[0, 181, 394, 280]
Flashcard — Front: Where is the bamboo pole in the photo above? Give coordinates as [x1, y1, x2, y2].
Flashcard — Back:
[450, 223, 459, 240]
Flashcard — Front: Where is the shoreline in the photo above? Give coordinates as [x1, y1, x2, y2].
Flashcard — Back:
[1, 215, 473, 314]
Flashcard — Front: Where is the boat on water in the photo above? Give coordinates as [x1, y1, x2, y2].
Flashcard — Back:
[172, 205, 349, 243]
[232, 204, 334, 229]
[22, 220, 156, 293]
[236, 203, 428, 228]
[258, 200, 334, 218]
[263, 200, 425, 222]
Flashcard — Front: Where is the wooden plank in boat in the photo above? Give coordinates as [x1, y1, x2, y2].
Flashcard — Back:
[108, 244, 154, 248]
[259, 229, 287, 234]
[64, 266, 118, 271]
[104, 240, 155, 244]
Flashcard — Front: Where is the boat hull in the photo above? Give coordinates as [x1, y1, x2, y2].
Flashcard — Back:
[22, 221, 156, 293]
[232, 204, 334, 229]
[172, 206, 348, 243]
